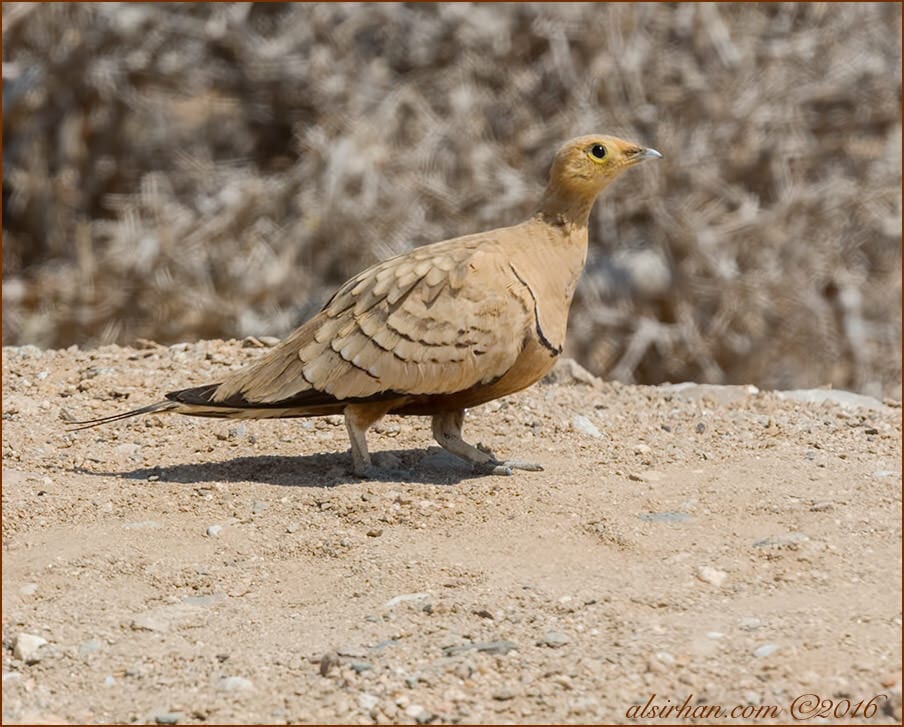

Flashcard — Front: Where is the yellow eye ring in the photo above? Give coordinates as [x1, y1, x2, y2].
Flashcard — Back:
[587, 143, 607, 163]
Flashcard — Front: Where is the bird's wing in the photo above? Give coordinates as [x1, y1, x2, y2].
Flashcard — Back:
[187, 235, 537, 410]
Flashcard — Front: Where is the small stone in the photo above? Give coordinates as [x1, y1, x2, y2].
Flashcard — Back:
[366, 528, 383, 538]
[706, 631, 725, 639]
[357, 692, 379, 712]
[131, 614, 168, 633]
[350, 660, 373, 674]
[695, 422, 706, 434]
[740, 617, 762, 631]
[251, 500, 267, 514]
[696, 566, 728, 587]
[809, 501, 834, 512]
[218, 675, 254, 692]
[541, 631, 570, 648]
[385, 593, 430, 608]
[319, 651, 339, 677]
[753, 643, 779, 658]
[572, 415, 602, 438]
[103, 675, 116, 687]
[442, 640, 517, 656]
[13, 633, 47, 663]
[78, 639, 103, 658]
[405, 704, 431, 723]
[206, 524, 222, 538]
[753, 532, 809, 548]
[633, 443, 652, 454]
[493, 687, 517, 701]
[286, 522, 300, 533]
[19, 583, 37, 596]
[154, 711, 182, 725]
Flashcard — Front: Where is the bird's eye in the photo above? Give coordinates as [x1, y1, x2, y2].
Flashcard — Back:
[588, 144, 607, 162]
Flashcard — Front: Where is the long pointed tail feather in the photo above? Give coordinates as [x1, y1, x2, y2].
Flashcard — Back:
[66, 401, 178, 431]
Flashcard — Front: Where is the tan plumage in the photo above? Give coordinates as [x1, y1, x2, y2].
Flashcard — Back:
[73, 135, 661, 475]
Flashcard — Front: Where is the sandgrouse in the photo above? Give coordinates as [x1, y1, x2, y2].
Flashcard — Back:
[73, 135, 661, 475]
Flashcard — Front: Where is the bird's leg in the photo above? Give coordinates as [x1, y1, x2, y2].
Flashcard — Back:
[431, 409, 544, 475]
[344, 402, 394, 477]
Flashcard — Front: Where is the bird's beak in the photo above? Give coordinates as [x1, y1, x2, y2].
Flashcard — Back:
[624, 146, 663, 166]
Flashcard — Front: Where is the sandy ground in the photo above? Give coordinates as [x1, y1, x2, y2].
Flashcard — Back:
[2, 340, 901, 725]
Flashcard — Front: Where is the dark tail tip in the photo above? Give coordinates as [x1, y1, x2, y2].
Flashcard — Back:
[65, 401, 174, 431]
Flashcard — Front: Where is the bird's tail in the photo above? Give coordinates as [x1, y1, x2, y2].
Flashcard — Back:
[65, 401, 178, 431]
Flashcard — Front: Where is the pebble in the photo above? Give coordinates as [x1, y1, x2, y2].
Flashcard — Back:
[251, 500, 267, 514]
[404, 704, 431, 723]
[442, 640, 517, 656]
[753, 532, 809, 548]
[493, 686, 517, 701]
[131, 614, 168, 633]
[154, 711, 182, 725]
[753, 643, 779, 658]
[206, 524, 222, 538]
[706, 631, 725, 639]
[385, 592, 430, 608]
[14, 633, 47, 663]
[810, 501, 834, 512]
[357, 692, 379, 712]
[696, 566, 728, 587]
[78, 639, 103, 658]
[366, 528, 383, 538]
[541, 631, 570, 648]
[350, 660, 373, 674]
[19, 583, 37, 596]
[286, 523, 299, 533]
[572, 415, 602, 438]
[103, 675, 116, 687]
[218, 675, 254, 692]
[740, 617, 762, 631]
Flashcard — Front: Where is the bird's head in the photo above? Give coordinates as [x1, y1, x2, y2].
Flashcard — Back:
[539, 134, 661, 225]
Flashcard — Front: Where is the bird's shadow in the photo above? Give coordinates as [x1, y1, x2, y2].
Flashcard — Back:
[98, 447, 483, 488]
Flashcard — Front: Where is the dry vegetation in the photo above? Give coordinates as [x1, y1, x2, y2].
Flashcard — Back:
[2, 2, 901, 397]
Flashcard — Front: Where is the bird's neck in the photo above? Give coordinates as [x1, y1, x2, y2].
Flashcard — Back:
[534, 180, 606, 230]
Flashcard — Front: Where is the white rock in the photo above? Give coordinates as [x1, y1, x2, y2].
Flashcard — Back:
[572, 415, 602, 438]
[206, 525, 222, 538]
[14, 633, 47, 662]
[696, 566, 728, 587]
[385, 592, 430, 608]
[19, 582, 38, 596]
[218, 675, 254, 692]
[753, 643, 780, 658]
[357, 693, 379, 712]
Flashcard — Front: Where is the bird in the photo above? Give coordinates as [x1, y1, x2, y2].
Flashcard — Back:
[71, 135, 661, 476]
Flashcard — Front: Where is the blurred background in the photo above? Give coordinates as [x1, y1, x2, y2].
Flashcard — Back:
[2, 2, 901, 398]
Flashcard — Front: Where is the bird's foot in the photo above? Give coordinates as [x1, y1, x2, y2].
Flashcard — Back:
[480, 459, 545, 476]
